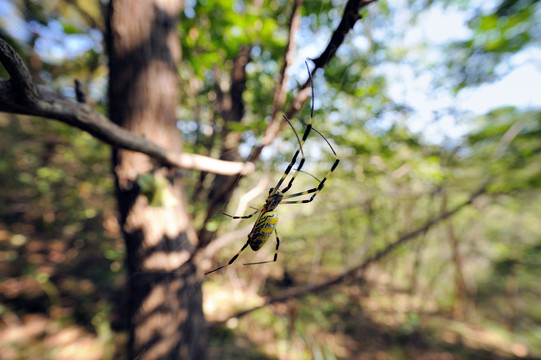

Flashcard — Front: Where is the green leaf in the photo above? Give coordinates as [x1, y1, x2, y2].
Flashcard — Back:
[137, 174, 179, 207]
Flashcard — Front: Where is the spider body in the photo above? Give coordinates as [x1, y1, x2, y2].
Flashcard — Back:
[249, 211, 278, 251]
[248, 189, 282, 247]
[205, 63, 339, 275]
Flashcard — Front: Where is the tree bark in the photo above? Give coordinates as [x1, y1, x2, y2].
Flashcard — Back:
[106, 1, 206, 358]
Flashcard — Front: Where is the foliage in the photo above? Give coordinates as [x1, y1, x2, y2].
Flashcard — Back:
[442, 0, 541, 91]
[0, 114, 123, 358]
[1, 0, 541, 358]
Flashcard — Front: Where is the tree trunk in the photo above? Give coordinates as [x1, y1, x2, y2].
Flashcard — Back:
[106, 1, 206, 358]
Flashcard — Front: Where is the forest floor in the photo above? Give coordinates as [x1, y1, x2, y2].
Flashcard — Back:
[203, 271, 536, 360]
[0, 232, 538, 360]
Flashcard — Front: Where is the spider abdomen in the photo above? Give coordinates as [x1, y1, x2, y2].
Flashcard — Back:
[249, 211, 278, 251]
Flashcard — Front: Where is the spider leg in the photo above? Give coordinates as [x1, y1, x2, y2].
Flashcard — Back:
[279, 115, 310, 194]
[282, 121, 340, 203]
[281, 155, 339, 204]
[271, 114, 309, 195]
[244, 229, 280, 266]
[221, 209, 260, 219]
[272, 62, 314, 195]
[205, 241, 250, 275]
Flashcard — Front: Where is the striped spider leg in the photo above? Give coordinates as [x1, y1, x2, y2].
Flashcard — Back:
[281, 126, 340, 205]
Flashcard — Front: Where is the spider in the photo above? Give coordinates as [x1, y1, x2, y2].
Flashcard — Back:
[205, 63, 340, 275]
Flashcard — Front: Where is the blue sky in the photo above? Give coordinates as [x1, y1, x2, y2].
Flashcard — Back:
[291, 1, 541, 143]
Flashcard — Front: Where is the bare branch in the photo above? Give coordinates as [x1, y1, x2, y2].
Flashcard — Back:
[211, 182, 488, 325]
[0, 37, 253, 176]
[312, 0, 377, 68]
[0, 38, 39, 104]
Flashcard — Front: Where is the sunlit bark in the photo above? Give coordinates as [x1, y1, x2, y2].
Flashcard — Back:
[106, 0, 206, 358]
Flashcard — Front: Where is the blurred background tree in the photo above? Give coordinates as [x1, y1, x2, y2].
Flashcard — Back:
[0, 0, 540, 359]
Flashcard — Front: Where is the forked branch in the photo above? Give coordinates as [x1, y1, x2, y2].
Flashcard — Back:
[0, 38, 254, 176]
